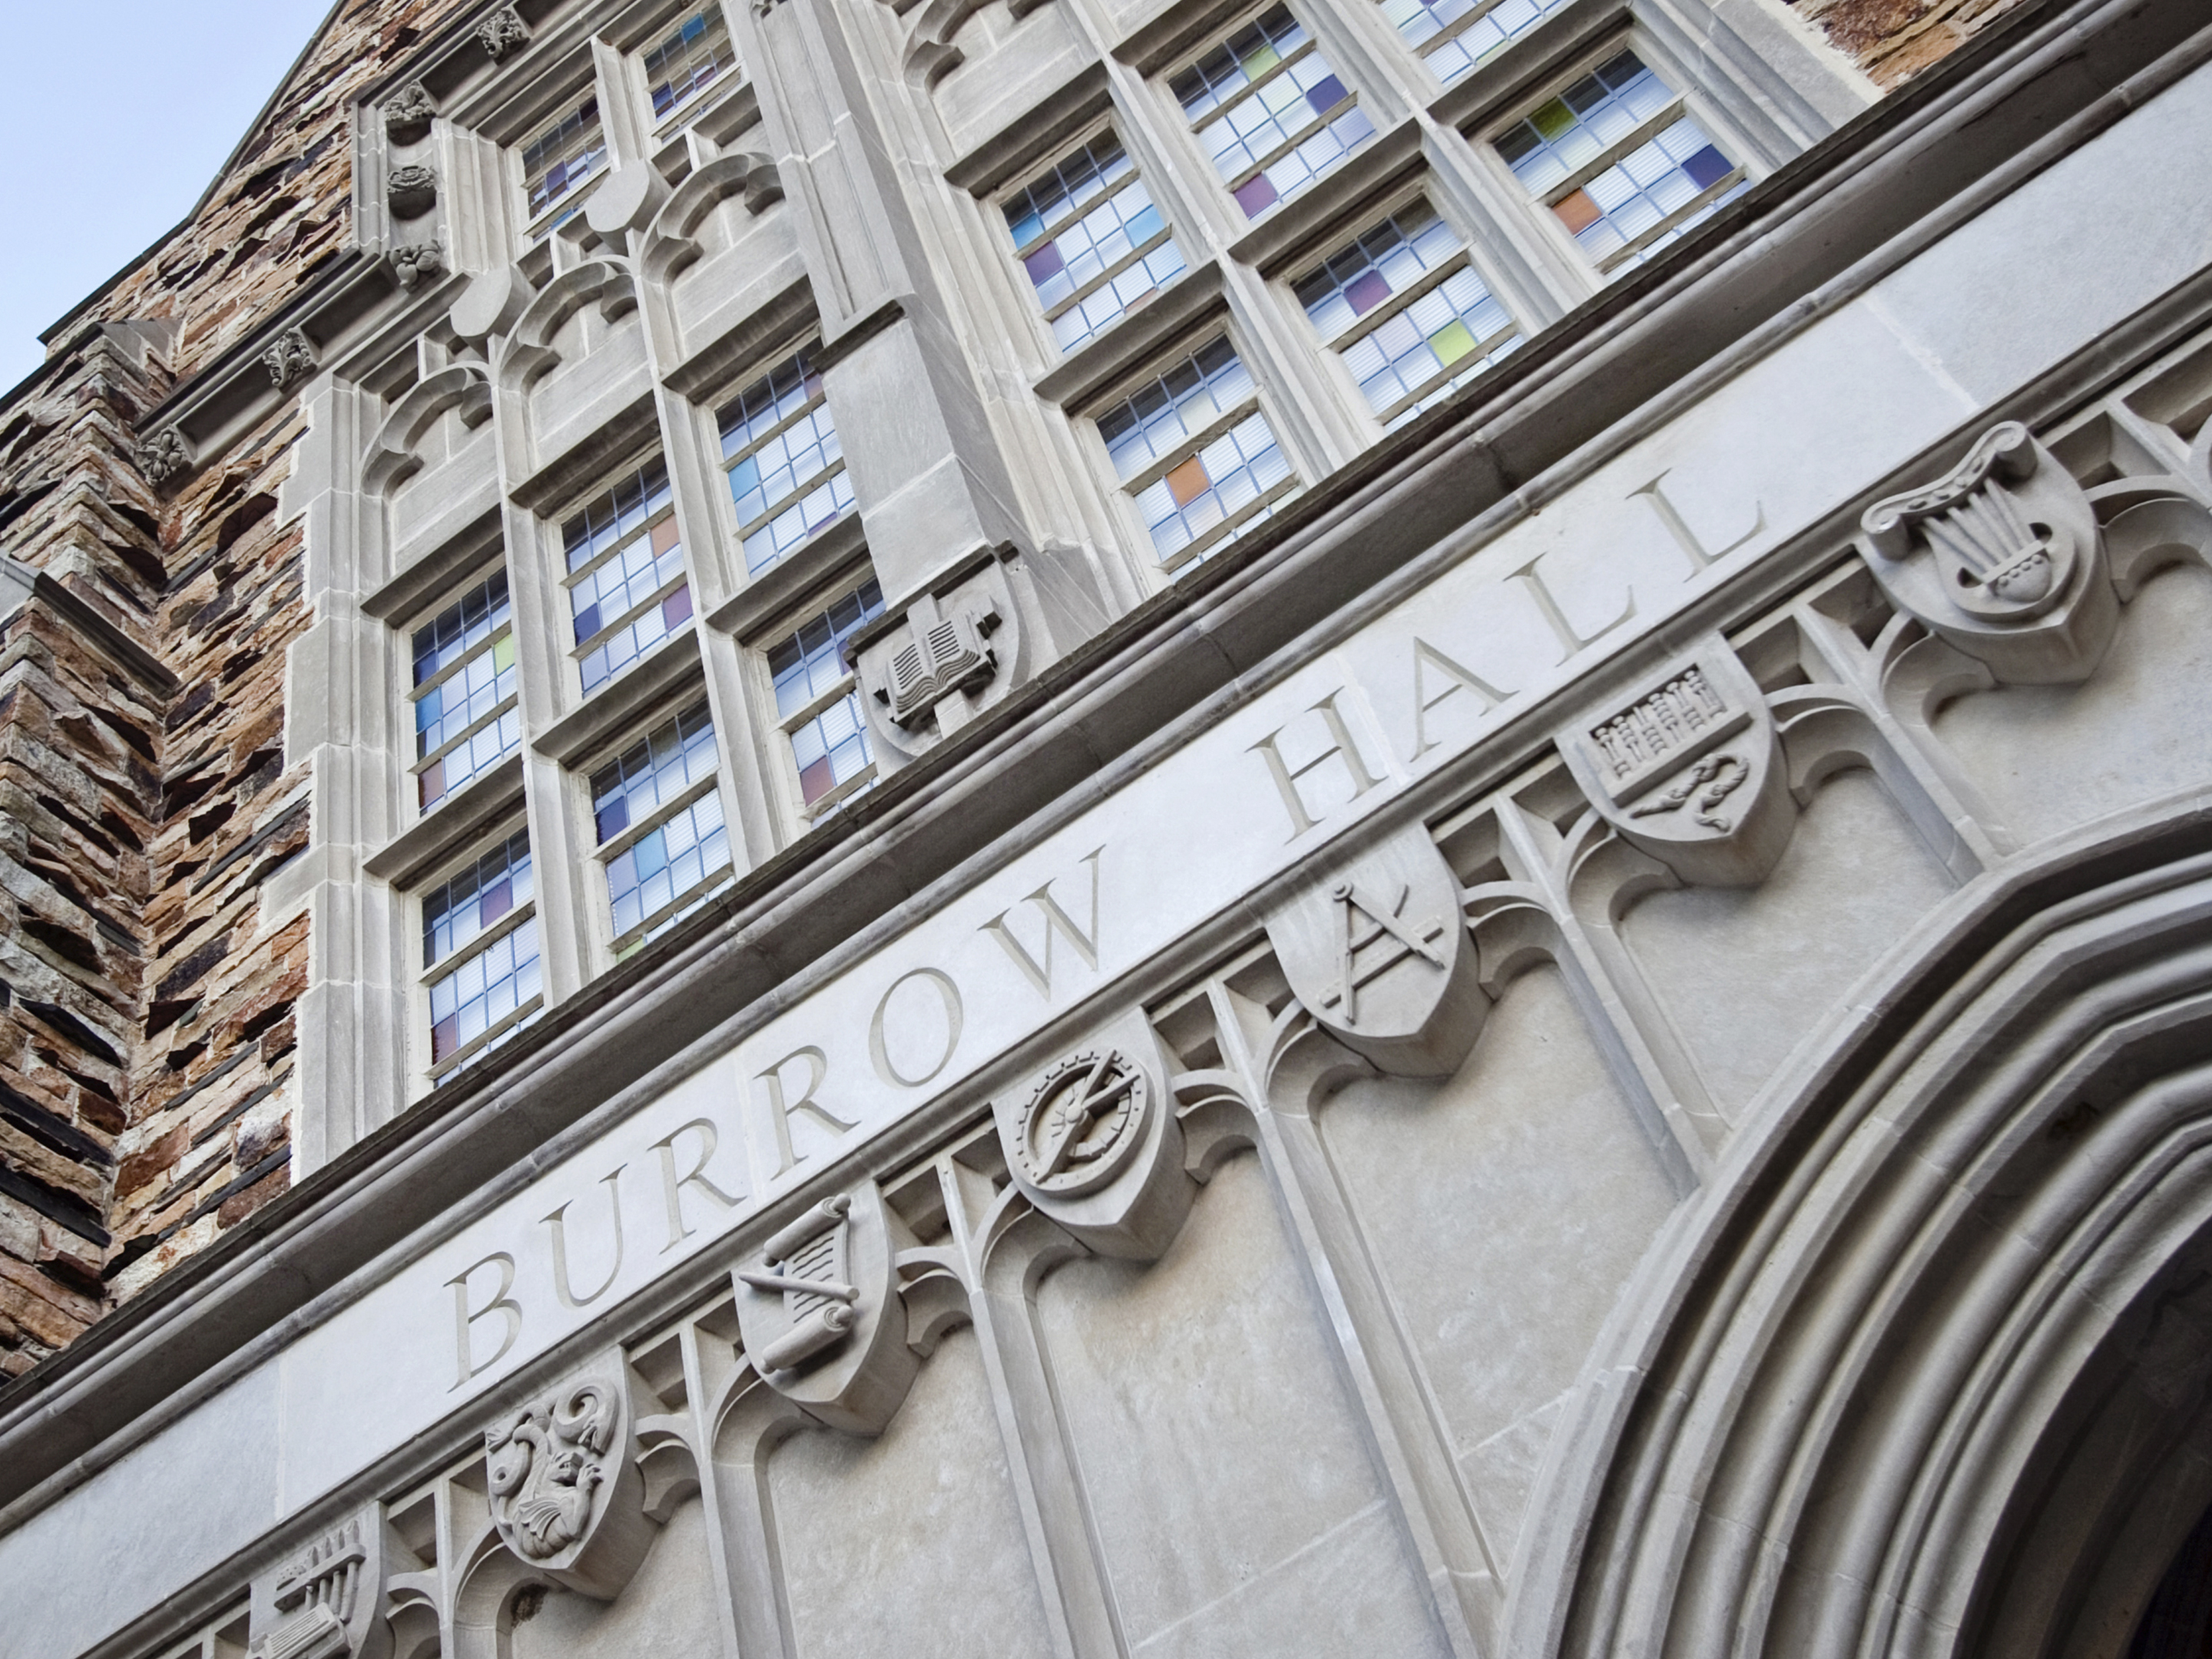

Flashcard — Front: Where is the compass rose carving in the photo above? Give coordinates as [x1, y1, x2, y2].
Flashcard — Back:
[1015, 1051, 1151, 1197]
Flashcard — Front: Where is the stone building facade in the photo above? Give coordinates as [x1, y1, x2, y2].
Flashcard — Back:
[4, 0, 2212, 1654]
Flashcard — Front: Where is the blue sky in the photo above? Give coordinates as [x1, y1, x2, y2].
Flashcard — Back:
[0, 0, 337, 389]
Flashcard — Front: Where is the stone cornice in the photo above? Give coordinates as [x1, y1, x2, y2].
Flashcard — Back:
[1, 0, 2204, 1528]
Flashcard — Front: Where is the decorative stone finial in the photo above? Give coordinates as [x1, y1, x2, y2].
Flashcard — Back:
[478, 6, 531, 59]
[382, 81, 436, 144]
[387, 165, 437, 220]
[262, 327, 318, 392]
[389, 243, 446, 293]
[135, 428, 193, 487]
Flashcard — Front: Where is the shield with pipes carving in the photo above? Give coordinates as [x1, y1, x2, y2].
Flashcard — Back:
[1265, 822, 1485, 1078]
[1557, 636, 1794, 889]
[734, 1181, 918, 1435]
[1856, 420, 2115, 683]
[247, 1510, 392, 1659]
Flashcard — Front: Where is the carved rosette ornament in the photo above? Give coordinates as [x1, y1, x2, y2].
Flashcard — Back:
[388, 165, 438, 220]
[135, 427, 193, 486]
[995, 1013, 1190, 1258]
[1266, 823, 1486, 1078]
[382, 81, 436, 144]
[1856, 420, 2117, 683]
[1556, 637, 1795, 888]
[483, 1360, 654, 1598]
[478, 5, 532, 59]
[734, 1182, 918, 1434]
[263, 327, 319, 391]
[389, 243, 446, 293]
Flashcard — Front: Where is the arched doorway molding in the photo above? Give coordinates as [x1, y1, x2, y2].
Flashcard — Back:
[1506, 796, 2212, 1659]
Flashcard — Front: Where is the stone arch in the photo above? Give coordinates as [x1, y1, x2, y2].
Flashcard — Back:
[1508, 809, 2212, 1659]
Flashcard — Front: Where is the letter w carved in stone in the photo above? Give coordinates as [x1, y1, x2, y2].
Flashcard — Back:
[981, 847, 1104, 998]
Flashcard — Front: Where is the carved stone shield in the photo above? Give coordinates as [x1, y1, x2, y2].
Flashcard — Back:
[734, 1181, 918, 1435]
[1557, 637, 1795, 889]
[1265, 823, 1485, 1078]
[483, 1357, 653, 1598]
[995, 1009, 1190, 1259]
[247, 1509, 392, 1659]
[1856, 421, 2116, 683]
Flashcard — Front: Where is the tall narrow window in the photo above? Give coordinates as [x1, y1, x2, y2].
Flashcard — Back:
[767, 578, 884, 816]
[1495, 51, 1745, 276]
[644, 10, 737, 121]
[561, 459, 692, 695]
[1004, 135, 1187, 353]
[1296, 203, 1518, 426]
[521, 91, 608, 228]
[1097, 339, 1295, 571]
[1172, 5, 1373, 220]
[718, 348, 853, 575]
[591, 700, 733, 959]
[411, 571, 519, 811]
[1381, 0, 1568, 88]
[423, 830, 541, 1075]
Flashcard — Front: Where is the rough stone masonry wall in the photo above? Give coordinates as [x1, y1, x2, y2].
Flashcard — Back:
[0, 0, 2020, 1379]
[0, 0, 472, 1376]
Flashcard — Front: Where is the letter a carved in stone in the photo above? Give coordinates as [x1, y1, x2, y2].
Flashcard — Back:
[1856, 421, 2117, 683]
[1266, 823, 1486, 1077]
[1555, 634, 1795, 888]
[734, 1181, 918, 1434]
[483, 1358, 655, 1599]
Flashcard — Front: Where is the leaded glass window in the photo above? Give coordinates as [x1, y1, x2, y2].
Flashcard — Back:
[591, 700, 733, 958]
[561, 459, 692, 696]
[1495, 50, 1745, 276]
[1171, 5, 1373, 220]
[1379, 0, 1568, 88]
[767, 578, 884, 816]
[422, 830, 541, 1074]
[1003, 134, 1187, 354]
[644, 10, 737, 121]
[411, 571, 519, 811]
[1097, 339, 1296, 570]
[521, 91, 607, 227]
[1295, 203, 1518, 426]
[718, 348, 853, 576]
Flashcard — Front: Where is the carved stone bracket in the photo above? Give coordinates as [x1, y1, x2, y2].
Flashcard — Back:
[388, 165, 438, 221]
[853, 558, 1023, 763]
[383, 81, 437, 144]
[482, 1356, 656, 1599]
[135, 427, 194, 487]
[1856, 421, 2116, 684]
[478, 6, 532, 60]
[1265, 822, 1487, 1078]
[389, 243, 446, 293]
[734, 1181, 919, 1434]
[993, 1009, 1193, 1259]
[1556, 635, 1795, 888]
[262, 327, 318, 392]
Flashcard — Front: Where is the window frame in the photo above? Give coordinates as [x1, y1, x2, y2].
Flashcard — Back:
[404, 563, 522, 822]
[414, 823, 545, 1084]
[581, 693, 737, 962]
[635, 5, 743, 137]
[1287, 184, 1523, 428]
[1084, 326, 1302, 576]
[512, 80, 611, 243]
[747, 570, 888, 833]
[1475, 35, 1753, 280]
[552, 453, 697, 700]
[714, 338, 856, 578]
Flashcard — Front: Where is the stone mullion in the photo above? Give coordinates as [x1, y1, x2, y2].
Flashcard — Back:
[954, 1177, 1130, 1659]
[677, 1318, 754, 1659]
[1204, 982, 1498, 1659]
[1492, 796, 1730, 1163]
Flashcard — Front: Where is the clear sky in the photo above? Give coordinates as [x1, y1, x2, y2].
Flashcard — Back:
[0, 0, 338, 389]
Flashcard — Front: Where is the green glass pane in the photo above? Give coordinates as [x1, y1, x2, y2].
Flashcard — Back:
[1531, 98, 1577, 140]
[1429, 320, 1478, 366]
[492, 634, 515, 671]
[1240, 42, 1281, 78]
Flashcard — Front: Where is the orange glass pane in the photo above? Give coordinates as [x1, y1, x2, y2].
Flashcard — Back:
[651, 515, 681, 555]
[1553, 190, 1601, 233]
[1166, 455, 1211, 508]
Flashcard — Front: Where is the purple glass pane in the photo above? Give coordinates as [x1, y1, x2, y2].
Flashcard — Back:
[1233, 174, 1279, 217]
[1345, 269, 1392, 316]
[1305, 74, 1346, 114]
[1683, 144, 1733, 190]
[1024, 241, 1065, 283]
